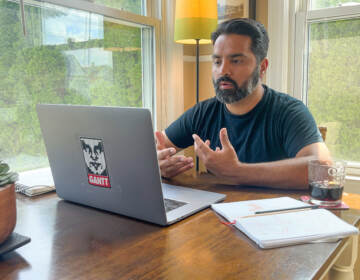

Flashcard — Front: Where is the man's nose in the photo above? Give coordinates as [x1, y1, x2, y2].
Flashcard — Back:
[219, 61, 231, 77]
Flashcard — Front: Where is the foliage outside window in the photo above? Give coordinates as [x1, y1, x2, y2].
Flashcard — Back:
[305, 1, 360, 164]
[311, 0, 360, 9]
[308, 18, 360, 162]
[0, 0, 154, 172]
[84, 0, 144, 15]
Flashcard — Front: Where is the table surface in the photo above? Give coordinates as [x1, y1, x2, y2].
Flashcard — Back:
[0, 174, 359, 280]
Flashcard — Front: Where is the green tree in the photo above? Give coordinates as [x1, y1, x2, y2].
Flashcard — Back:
[312, 0, 360, 9]
[308, 18, 360, 161]
[0, 0, 145, 171]
[89, 0, 143, 14]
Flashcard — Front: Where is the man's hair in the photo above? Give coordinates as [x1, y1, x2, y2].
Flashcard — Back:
[211, 18, 269, 64]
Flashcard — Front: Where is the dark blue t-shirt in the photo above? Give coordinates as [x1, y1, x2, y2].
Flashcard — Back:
[165, 85, 322, 163]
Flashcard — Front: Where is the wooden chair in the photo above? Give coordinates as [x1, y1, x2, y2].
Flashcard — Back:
[318, 126, 327, 141]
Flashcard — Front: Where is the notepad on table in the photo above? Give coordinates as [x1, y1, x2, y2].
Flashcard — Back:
[16, 167, 55, 197]
[211, 197, 359, 249]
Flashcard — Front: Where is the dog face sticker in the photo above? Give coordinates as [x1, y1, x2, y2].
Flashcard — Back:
[80, 137, 111, 188]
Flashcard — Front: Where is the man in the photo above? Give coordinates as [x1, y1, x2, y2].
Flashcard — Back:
[156, 18, 330, 189]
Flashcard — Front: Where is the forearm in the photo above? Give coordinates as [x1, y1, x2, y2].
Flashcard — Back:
[159, 131, 183, 152]
[194, 132, 331, 189]
[224, 142, 330, 190]
[229, 156, 320, 189]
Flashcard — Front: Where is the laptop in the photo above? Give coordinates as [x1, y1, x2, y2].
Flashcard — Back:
[36, 104, 226, 225]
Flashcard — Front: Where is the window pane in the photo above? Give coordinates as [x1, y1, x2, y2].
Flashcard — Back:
[0, 1, 154, 171]
[311, 0, 360, 10]
[84, 0, 145, 15]
[307, 18, 360, 162]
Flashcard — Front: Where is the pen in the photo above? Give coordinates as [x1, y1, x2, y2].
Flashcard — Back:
[254, 205, 319, 215]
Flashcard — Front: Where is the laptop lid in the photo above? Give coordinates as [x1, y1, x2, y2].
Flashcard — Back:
[37, 104, 168, 225]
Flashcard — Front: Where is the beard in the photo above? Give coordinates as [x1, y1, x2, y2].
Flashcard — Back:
[213, 65, 260, 104]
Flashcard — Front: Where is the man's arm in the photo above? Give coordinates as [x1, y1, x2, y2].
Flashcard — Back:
[155, 131, 193, 178]
[193, 128, 331, 190]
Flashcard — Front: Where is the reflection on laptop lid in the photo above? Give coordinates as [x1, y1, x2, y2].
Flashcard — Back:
[37, 104, 225, 225]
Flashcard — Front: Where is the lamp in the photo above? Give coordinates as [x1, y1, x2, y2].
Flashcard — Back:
[174, 0, 218, 172]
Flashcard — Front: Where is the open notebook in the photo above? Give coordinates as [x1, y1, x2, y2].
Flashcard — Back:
[212, 197, 359, 249]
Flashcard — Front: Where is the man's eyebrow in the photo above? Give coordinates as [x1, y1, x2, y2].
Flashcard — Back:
[229, 53, 247, 58]
[212, 53, 247, 59]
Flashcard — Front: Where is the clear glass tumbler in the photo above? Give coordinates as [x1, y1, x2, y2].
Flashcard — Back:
[308, 159, 346, 206]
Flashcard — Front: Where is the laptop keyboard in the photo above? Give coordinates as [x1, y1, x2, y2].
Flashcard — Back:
[164, 198, 187, 212]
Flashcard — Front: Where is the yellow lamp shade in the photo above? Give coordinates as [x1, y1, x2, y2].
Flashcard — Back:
[174, 0, 218, 45]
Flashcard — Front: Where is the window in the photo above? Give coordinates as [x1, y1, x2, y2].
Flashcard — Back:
[293, 1, 360, 174]
[311, 0, 360, 9]
[83, 0, 145, 15]
[308, 18, 360, 162]
[0, 0, 160, 172]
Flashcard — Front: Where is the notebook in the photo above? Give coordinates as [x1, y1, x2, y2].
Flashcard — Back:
[36, 104, 226, 225]
[16, 167, 55, 197]
[212, 197, 359, 249]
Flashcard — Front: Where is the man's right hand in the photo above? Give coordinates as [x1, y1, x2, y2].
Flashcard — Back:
[155, 131, 194, 178]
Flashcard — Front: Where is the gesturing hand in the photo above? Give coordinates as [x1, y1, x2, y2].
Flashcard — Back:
[192, 128, 240, 178]
[155, 131, 193, 178]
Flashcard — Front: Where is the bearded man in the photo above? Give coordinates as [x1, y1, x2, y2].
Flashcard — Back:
[155, 18, 330, 189]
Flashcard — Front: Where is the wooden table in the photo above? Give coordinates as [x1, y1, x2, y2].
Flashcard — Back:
[0, 174, 359, 280]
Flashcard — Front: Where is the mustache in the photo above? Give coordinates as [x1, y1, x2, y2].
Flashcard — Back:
[214, 76, 238, 89]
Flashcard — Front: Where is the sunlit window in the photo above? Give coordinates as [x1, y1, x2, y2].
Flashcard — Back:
[307, 18, 360, 162]
[0, 0, 156, 171]
[311, 0, 360, 9]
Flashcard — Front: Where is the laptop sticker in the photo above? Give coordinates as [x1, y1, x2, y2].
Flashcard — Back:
[80, 137, 111, 188]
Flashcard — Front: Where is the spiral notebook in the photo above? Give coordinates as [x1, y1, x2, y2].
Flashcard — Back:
[15, 167, 55, 197]
[212, 197, 359, 249]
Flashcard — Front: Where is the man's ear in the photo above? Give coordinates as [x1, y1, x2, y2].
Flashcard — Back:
[259, 58, 269, 79]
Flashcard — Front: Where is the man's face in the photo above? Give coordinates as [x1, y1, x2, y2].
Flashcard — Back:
[81, 138, 106, 175]
[212, 34, 260, 104]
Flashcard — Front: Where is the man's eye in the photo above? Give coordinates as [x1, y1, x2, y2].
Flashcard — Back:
[213, 60, 221, 65]
[232, 59, 242, 64]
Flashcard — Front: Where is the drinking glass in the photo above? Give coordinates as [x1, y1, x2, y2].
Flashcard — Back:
[308, 159, 346, 206]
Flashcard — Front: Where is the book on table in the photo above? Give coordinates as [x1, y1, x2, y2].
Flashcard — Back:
[211, 197, 359, 249]
[16, 167, 55, 197]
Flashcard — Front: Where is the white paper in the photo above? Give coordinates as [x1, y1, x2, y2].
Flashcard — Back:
[18, 167, 54, 187]
[212, 197, 359, 249]
[211, 197, 309, 221]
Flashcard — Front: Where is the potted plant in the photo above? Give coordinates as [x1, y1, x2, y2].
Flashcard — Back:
[0, 160, 18, 244]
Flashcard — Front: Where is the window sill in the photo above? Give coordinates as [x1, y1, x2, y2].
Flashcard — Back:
[346, 161, 360, 177]
[345, 175, 360, 194]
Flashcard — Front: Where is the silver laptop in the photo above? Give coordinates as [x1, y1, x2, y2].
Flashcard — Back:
[36, 104, 225, 225]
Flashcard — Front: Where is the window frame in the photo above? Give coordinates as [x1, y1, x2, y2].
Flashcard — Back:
[293, 3, 360, 100]
[1, 0, 164, 174]
[35, 0, 162, 122]
[292, 1, 360, 176]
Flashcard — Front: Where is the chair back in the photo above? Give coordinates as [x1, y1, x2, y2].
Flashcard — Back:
[318, 126, 327, 141]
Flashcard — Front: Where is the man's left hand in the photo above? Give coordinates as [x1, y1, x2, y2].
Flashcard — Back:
[192, 128, 240, 178]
